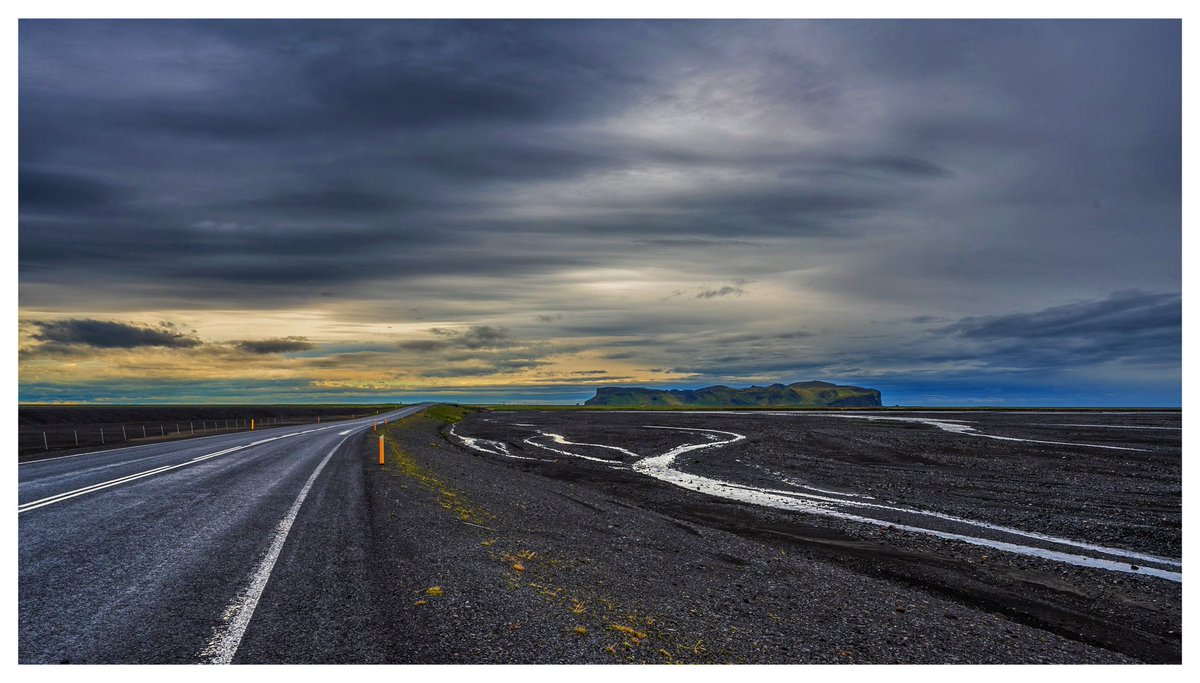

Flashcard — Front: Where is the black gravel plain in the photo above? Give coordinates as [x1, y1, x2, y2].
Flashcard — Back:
[362, 408, 1181, 664]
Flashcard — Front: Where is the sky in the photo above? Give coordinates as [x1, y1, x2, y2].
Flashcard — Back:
[17, 19, 1181, 406]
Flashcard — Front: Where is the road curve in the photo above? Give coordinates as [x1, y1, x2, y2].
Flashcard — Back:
[18, 404, 427, 664]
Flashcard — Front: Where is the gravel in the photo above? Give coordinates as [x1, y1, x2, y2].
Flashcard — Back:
[359, 408, 1179, 663]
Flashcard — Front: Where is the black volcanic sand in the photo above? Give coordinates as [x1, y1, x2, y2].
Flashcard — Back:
[361, 409, 1180, 663]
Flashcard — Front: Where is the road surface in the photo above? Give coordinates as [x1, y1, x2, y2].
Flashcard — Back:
[18, 405, 426, 664]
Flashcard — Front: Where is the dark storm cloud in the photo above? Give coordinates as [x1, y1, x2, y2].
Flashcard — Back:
[404, 139, 619, 182]
[31, 319, 201, 349]
[20, 169, 129, 212]
[936, 290, 1180, 369]
[17, 20, 944, 306]
[234, 337, 316, 354]
[16, 20, 1181, 404]
[142, 106, 294, 140]
[236, 189, 410, 216]
[309, 66, 546, 129]
[945, 290, 1180, 341]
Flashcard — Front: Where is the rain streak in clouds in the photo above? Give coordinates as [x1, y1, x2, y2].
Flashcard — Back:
[18, 20, 1180, 405]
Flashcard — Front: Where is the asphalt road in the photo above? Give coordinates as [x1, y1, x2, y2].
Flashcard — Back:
[18, 404, 426, 664]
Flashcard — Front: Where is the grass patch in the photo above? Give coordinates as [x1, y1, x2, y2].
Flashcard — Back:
[378, 423, 493, 527]
[420, 404, 474, 424]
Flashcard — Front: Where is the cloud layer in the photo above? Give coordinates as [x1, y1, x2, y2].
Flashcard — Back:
[18, 20, 1181, 405]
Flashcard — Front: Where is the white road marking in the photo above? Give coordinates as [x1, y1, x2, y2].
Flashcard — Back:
[199, 432, 355, 664]
[19, 419, 364, 467]
[15, 414, 409, 513]
[18, 444, 253, 513]
[338, 429, 354, 435]
[17, 433, 248, 466]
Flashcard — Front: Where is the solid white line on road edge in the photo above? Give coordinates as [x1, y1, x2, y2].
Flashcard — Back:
[16, 432, 243, 466]
[18, 408, 423, 513]
[199, 432, 355, 665]
[17, 416, 391, 467]
[18, 444, 252, 513]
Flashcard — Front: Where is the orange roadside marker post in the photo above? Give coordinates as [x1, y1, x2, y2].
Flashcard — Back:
[379, 435, 385, 465]
[374, 420, 377, 432]
[250, 419, 255, 431]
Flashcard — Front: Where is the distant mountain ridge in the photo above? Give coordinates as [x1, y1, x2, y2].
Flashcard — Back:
[584, 381, 882, 408]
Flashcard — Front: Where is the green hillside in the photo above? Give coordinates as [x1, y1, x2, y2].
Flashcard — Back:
[584, 381, 882, 408]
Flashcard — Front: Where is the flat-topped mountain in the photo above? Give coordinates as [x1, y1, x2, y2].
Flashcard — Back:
[584, 381, 882, 408]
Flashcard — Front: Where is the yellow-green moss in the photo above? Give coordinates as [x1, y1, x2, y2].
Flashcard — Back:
[378, 426, 493, 526]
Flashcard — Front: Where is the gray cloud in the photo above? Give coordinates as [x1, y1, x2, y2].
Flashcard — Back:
[234, 336, 316, 354]
[400, 325, 517, 352]
[416, 357, 550, 378]
[17, 20, 1181, 404]
[20, 168, 129, 212]
[696, 286, 746, 300]
[31, 319, 201, 349]
[235, 188, 411, 216]
[936, 290, 1180, 370]
[855, 155, 952, 178]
